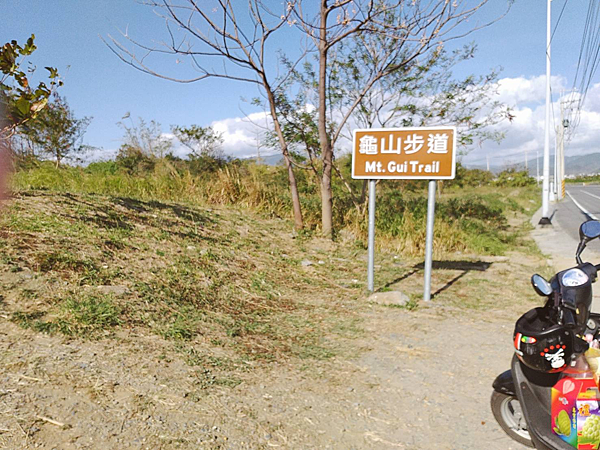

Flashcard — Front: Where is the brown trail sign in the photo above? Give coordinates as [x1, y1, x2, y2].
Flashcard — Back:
[352, 127, 456, 180]
[351, 127, 457, 299]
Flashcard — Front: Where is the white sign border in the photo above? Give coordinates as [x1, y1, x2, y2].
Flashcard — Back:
[351, 126, 457, 180]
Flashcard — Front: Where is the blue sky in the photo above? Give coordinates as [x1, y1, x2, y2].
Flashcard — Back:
[2, 1, 600, 168]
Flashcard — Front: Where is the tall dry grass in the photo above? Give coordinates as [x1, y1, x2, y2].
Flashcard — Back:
[11, 159, 538, 257]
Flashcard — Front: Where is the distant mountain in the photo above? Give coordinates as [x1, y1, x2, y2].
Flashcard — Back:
[244, 153, 283, 166]
[249, 151, 599, 175]
[562, 153, 600, 176]
[465, 153, 600, 176]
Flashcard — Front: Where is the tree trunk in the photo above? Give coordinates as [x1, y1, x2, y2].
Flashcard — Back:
[263, 80, 304, 230]
[318, 2, 334, 239]
[283, 150, 304, 231]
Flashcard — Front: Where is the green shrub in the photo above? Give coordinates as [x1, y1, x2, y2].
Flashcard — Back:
[494, 168, 535, 187]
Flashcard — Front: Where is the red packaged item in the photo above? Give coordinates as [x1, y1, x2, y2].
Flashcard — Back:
[552, 377, 596, 448]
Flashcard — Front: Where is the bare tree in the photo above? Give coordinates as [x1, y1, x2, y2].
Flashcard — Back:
[107, 0, 509, 237]
[290, 0, 509, 237]
[118, 117, 172, 159]
[105, 1, 308, 230]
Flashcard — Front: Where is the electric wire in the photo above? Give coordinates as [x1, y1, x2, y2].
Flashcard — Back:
[566, 0, 600, 140]
[550, 0, 570, 46]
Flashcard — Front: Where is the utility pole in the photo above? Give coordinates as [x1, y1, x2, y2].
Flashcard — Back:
[554, 127, 560, 198]
[536, 150, 540, 185]
[540, 0, 552, 225]
[486, 154, 490, 172]
[555, 111, 564, 200]
[255, 130, 263, 164]
[558, 97, 575, 198]
[525, 150, 528, 173]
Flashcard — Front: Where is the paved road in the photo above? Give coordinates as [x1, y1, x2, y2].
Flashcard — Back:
[532, 184, 600, 311]
[554, 184, 600, 255]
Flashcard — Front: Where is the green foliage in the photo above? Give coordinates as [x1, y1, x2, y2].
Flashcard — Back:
[61, 295, 122, 332]
[494, 168, 536, 187]
[566, 174, 600, 184]
[116, 144, 156, 174]
[172, 124, 224, 159]
[17, 93, 91, 165]
[373, 189, 517, 255]
[85, 160, 122, 176]
[447, 163, 493, 188]
[117, 117, 172, 160]
[0, 34, 61, 132]
[12, 160, 537, 257]
[12, 294, 121, 337]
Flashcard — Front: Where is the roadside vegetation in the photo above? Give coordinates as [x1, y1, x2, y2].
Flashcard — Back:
[566, 174, 600, 184]
[1, 157, 540, 362]
[12, 157, 538, 257]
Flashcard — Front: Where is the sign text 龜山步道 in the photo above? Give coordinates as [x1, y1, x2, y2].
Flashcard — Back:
[351, 127, 456, 180]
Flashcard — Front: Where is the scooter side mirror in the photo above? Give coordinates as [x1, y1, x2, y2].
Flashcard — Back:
[531, 274, 553, 297]
[580, 220, 600, 241]
[576, 220, 600, 265]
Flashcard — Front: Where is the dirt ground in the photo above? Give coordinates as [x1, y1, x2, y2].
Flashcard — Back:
[0, 190, 551, 449]
[0, 257, 541, 449]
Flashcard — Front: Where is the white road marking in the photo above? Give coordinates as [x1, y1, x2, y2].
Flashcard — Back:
[566, 190, 600, 220]
[583, 190, 600, 201]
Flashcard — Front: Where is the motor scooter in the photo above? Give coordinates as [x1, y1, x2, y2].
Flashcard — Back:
[491, 220, 600, 449]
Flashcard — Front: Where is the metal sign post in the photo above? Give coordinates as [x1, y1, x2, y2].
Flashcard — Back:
[423, 180, 437, 301]
[367, 179, 376, 292]
[351, 127, 456, 296]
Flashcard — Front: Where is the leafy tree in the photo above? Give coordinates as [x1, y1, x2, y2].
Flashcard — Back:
[18, 93, 91, 167]
[495, 168, 535, 187]
[299, 40, 511, 205]
[0, 34, 61, 135]
[289, 2, 511, 237]
[172, 124, 224, 159]
[446, 163, 493, 188]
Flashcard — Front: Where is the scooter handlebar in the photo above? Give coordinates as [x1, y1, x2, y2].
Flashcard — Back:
[561, 305, 578, 328]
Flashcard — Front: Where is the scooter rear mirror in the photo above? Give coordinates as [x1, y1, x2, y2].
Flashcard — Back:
[576, 220, 600, 265]
[580, 220, 600, 241]
[531, 274, 553, 297]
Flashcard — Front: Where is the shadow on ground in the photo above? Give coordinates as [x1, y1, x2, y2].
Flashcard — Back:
[381, 260, 493, 299]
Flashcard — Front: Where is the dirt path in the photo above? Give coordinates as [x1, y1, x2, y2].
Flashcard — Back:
[219, 305, 527, 449]
[0, 278, 534, 449]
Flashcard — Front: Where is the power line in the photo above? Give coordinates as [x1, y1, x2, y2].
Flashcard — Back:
[566, 0, 600, 136]
[550, 0, 570, 46]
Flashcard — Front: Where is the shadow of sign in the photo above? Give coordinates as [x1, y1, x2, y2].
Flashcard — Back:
[382, 260, 492, 299]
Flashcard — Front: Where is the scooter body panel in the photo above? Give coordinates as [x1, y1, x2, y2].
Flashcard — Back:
[492, 369, 516, 396]
[511, 355, 572, 450]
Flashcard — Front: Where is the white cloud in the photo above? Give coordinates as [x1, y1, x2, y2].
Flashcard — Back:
[78, 75, 600, 169]
[211, 111, 276, 158]
[496, 75, 567, 106]
[464, 76, 600, 167]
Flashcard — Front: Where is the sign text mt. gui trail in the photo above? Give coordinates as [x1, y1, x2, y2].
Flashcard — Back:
[352, 127, 456, 180]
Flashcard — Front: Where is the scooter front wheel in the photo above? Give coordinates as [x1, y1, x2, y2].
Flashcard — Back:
[491, 390, 534, 448]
